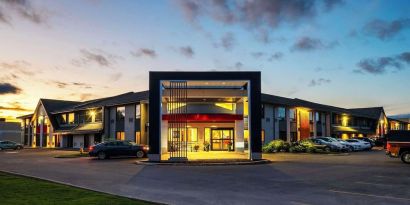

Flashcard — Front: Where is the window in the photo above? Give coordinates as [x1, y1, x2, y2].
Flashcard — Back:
[277, 107, 286, 119]
[116, 132, 125, 140]
[315, 112, 321, 122]
[289, 109, 296, 120]
[261, 129, 265, 144]
[95, 109, 102, 122]
[187, 128, 198, 142]
[309, 112, 314, 122]
[116, 106, 125, 121]
[59, 114, 67, 124]
[135, 131, 141, 144]
[68, 113, 75, 124]
[136, 104, 141, 119]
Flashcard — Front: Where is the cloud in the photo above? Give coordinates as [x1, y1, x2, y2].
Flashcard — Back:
[0, 83, 22, 95]
[268, 52, 284, 61]
[0, 102, 30, 112]
[291, 36, 338, 52]
[176, 0, 343, 30]
[179, 46, 194, 58]
[323, 0, 344, 11]
[234, 62, 243, 70]
[49, 81, 93, 89]
[251, 52, 265, 59]
[130, 48, 157, 58]
[362, 18, 410, 40]
[355, 51, 410, 74]
[308, 78, 331, 87]
[220, 32, 235, 51]
[398, 52, 410, 63]
[109, 72, 122, 81]
[72, 49, 118, 67]
[68, 93, 99, 101]
[0, 0, 49, 25]
[0, 60, 34, 76]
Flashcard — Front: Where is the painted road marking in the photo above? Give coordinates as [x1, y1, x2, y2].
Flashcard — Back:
[355, 181, 394, 187]
[328, 189, 410, 201]
[290, 201, 312, 205]
[5, 151, 19, 154]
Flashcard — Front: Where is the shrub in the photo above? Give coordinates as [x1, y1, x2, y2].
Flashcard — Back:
[262, 139, 285, 153]
[289, 145, 306, 153]
[282, 142, 291, 152]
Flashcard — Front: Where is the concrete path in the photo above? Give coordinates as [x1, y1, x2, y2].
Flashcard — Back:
[1, 149, 409, 205]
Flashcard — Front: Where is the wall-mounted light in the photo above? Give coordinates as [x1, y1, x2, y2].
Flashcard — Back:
[89, 110, 96, 117]
[342, 116, 349, 127]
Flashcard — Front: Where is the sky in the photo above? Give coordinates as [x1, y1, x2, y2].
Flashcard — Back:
[0, 0, 410, 122]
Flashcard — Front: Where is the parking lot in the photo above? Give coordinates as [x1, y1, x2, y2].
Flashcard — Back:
[1, 148, 409, 205]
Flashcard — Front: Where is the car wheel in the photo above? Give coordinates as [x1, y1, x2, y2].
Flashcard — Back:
[347, 146, 353, 152]
[136, 150, 145, 158]
[97, 151, 107, 160]
[400, 152, 410, 164]
[324, 147, 331, 153]
[16, 146, 22, 150]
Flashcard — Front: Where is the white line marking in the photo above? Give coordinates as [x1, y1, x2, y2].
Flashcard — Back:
[355, 181, 393, 186]
[290, 201, 311, 205]
[328, 189, 410, 201]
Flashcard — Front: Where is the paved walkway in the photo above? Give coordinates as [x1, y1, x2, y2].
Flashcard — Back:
[1, 149, 410, 205]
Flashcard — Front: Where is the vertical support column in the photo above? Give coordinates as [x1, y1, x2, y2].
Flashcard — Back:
[39, 116, 44, 148]
[321, 113, 326, 137]
[326, 113, 331, 136]
[274, 107, 280, 140]
[27, 122, 31, 146]
[235, 102, 244, 152]
[285, 108, 291, 142]
[312, 111, 317, 137]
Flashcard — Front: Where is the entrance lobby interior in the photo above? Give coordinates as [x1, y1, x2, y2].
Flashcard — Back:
[160, 80, 250, 161]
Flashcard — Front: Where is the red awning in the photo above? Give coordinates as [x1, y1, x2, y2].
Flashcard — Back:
[162, 114, 243, 122]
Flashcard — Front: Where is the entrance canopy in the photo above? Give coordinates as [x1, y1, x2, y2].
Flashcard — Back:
[148, 71, 261, 162]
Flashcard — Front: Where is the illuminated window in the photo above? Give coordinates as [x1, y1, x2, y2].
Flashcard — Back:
[342, 116, 349, 127]
[68, 113, 75, 124]
[243, 99, 248, 116]
[135, 131, 141, 144]
[136, 104, 141, 119]
[116, 132, 125, 140]
[215, 103, 234, 111]
[261, 130, 265, 144]
[167, 103, 186, 112]
[204, 128, 211, 143]
[187, 128, 198, 142]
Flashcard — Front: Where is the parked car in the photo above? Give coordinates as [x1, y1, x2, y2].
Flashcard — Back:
[353, 137, 375, 148]
[345, 139, 371, 150]
[316, 137, 345, 151]
[335, 139, 359, 151]
[89, 140, 149, 160]
[386, 130, 410, 164]
[299, 139, 332, 152]
[0, 141, 24, 151]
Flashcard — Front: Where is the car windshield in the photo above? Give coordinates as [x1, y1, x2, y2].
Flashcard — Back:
[320, 138, 330, 142]
[346, 140, 356, 142]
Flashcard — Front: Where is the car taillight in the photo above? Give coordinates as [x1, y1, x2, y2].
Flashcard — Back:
[89, 146, 94, 151]
[386, 142, 391, 151]
[143, 146, 149, 151]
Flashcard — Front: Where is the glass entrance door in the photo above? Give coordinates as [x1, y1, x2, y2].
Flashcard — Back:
[211, 128, 234, 151]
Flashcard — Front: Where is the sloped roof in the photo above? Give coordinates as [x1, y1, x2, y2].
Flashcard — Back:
[51, 91, 149, 114]
[348, 107, 384, 120]
[261, 94, 296, 106]
[41, 99, 81, 113]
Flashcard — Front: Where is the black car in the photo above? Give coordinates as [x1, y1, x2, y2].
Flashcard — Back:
[89, 140, 149, 160]
[0, 141, 24, 151]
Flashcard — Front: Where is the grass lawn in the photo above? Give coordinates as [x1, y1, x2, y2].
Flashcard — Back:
[0, 172, 155, 205]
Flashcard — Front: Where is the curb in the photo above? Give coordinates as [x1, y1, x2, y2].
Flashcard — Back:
[135, 159, 271, 166]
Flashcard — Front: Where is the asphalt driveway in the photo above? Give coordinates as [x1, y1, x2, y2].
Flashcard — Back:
[1, 149, 409, 205]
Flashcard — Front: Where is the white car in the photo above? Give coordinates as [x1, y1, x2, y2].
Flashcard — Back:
[336, 139, 361, 151]
[345, 139, 371, 150]
[316, 137, 345, 151]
